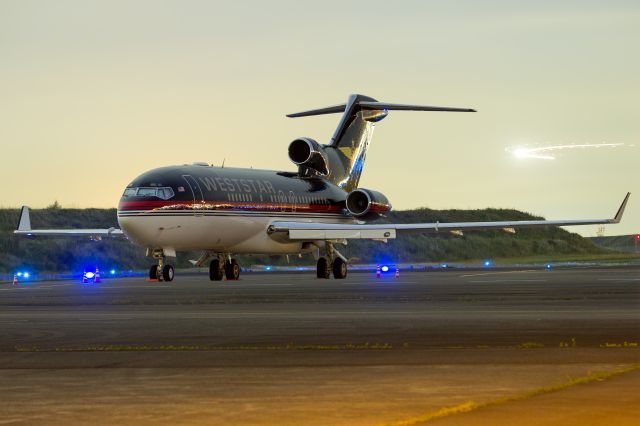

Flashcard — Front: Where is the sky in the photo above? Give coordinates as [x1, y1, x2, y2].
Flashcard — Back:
[1, 0, 638, 236]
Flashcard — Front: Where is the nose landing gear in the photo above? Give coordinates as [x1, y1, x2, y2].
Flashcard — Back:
[149, 249, 174, 282]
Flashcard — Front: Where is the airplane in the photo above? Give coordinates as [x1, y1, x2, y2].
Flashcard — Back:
[14, 94, 630, 282]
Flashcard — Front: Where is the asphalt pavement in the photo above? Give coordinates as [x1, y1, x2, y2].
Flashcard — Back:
[0, 266, 638, 425]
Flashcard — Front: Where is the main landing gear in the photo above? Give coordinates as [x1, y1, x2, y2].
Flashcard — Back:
[316, 242, 347, 279]
[149, 249, 174, 282]
[209, 255, 240, 281]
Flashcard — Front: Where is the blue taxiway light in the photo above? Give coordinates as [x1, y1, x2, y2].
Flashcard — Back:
[545, 263, 552, 269]
[84, 271, 95, 279]
[381, 266, 390, 272]
[441, 264, 448, 268]
[16, 272, 23, 277]
[110, 269, 116, 275]
[483, 260, 492, 267]
[265, 266, 272, 271]
[22, 272, 30, 278]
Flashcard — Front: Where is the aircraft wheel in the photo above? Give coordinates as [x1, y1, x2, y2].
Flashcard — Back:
[149, 265, 159, 280]
[332, 258, 347, 279]
[209, 259, 224, 281]
[162, 265, 174, 282]
[316, 257, 330, 279]
[225, 259, 240, 280]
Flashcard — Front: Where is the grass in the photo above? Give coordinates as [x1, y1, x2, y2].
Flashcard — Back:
[14, 342, 394, 352]
[489, 252, 640, 265]
[382, 364, 640, 426]
[517, 342, 545, 349]
[600, 342, 639, 348]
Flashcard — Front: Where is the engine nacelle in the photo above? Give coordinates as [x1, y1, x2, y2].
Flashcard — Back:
[288, 137, 329, 176]
[346, 188, 392, 220]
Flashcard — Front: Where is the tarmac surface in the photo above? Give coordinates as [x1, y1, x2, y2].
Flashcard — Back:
[0, 266, 638, 425]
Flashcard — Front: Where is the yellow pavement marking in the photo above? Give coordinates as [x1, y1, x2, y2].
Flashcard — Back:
[381, 364, 640, 426]
[460, 270, 539, 278]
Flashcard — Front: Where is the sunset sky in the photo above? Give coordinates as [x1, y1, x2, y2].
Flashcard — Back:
[1, 0, 638, 236]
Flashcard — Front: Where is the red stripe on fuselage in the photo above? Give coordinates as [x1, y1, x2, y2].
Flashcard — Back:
[117, 200, 343, 213]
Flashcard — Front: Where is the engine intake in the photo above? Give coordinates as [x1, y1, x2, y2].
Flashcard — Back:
[346, 188, 392, 220]
[288, 138, 329, 176]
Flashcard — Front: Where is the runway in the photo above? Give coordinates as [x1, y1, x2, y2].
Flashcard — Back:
[1, 266, 639, 425]
[1, 267, 638, 351]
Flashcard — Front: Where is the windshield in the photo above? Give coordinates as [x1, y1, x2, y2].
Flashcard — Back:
[122, 187, 175, 200]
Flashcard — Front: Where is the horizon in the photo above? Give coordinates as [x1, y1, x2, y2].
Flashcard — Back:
[2, 0, 638, 237]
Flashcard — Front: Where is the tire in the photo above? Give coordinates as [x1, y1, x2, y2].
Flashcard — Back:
[332, 258, 347, 279]
[162, 264, 174, 282]
[209, 259, 224, 281]
[316, 257, 330, 279]
[149, 265, 159, 280]
[225, 259, 240, 280]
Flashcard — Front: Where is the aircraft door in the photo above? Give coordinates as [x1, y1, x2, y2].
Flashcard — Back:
[182, 175, 204, 216]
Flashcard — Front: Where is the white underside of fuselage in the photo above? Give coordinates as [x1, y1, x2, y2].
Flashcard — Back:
[117, 211, 353, 254]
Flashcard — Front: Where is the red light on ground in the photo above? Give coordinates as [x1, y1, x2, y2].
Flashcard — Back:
[635, 234, 640, 241]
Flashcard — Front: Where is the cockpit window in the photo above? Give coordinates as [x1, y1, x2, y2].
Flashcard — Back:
[137, 188, 158, 197]
[156, 187, 175, 200]
[122, 187, 175, 200]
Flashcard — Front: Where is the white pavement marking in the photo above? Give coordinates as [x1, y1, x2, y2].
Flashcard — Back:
[598, 278, 640, 282]
[101, 286, 171, 289]
[468, 279, 548, 283]
[217, 284, 296, 287]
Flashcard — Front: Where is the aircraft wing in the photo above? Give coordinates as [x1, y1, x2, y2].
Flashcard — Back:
[13, 206, 125, 238]
[270, 193, 630, 240]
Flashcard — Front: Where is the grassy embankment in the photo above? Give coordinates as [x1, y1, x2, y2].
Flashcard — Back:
[0, 206, 633, 273]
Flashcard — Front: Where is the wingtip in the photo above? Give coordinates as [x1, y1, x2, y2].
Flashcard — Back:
[613, 192, 631, 223]
[16, 206, 32, 232]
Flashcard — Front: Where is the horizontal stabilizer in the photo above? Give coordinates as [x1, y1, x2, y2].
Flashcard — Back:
[286, 104, 347, 118]
[358, 101, 475, 113]
[287, 95, 475, 118]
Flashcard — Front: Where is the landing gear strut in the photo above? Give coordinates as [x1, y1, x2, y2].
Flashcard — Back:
[149, 249, 174, 282]
[316, 242, 348, 279]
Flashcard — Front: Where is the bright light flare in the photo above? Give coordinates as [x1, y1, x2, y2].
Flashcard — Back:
[507, 142, 628, 160]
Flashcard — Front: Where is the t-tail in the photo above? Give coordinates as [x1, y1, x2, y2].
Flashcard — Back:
[286, 94, 475, 192]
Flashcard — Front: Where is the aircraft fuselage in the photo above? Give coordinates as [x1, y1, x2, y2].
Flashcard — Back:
[117, 164, 354, 253]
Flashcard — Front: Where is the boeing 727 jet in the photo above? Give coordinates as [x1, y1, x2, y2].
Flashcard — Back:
[15, 94, 630, 281]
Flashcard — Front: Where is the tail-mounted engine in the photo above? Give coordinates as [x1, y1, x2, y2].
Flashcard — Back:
[288, 138, 329, 176]
[346, 188, 392, 220]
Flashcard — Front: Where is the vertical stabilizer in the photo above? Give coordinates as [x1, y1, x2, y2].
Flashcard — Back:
[323, 94, 385, 191]
[287, 94, 475, 192]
